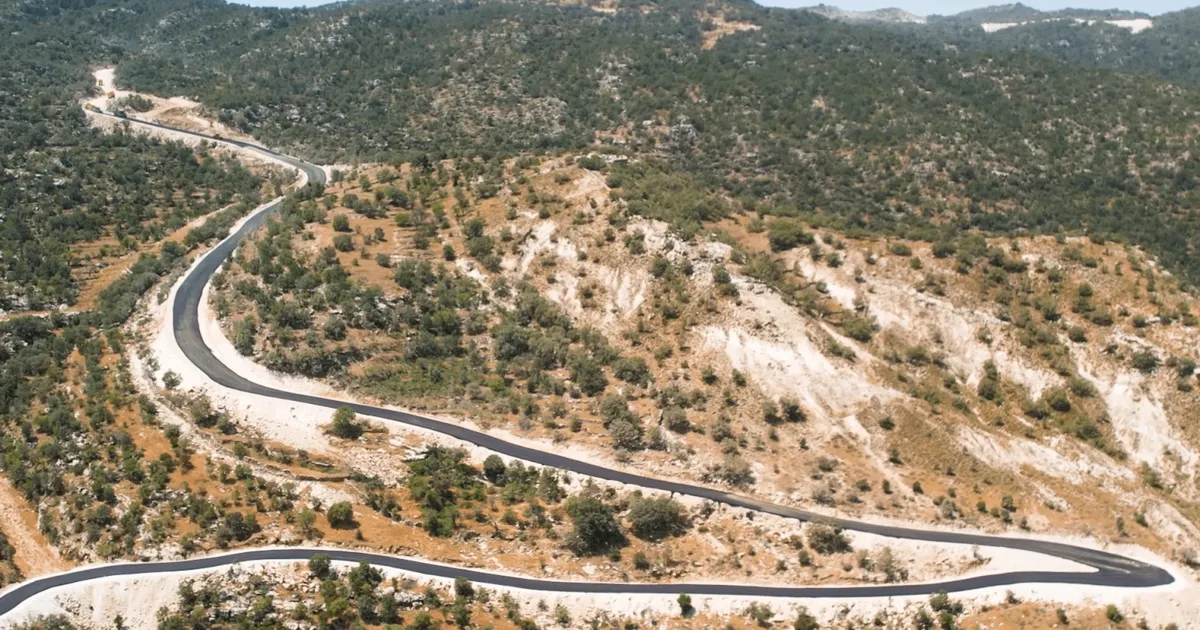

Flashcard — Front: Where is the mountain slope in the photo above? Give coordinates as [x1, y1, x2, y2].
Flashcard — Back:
[942, 7, 1200, 88]
[803, 4, 924, 24]
[1, 1, 1200, 627]
[61, 0, 1200, 290]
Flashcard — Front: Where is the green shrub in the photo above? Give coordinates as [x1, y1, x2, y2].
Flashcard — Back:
[483, 455, 507, 484]
[613, 357, 651, 386]
[326, 502, 356, 528]
[663, 407, 690, 433]
[565, 493, 626, 555]
[793, 607, 819, 630]
[332, 234, 354, 252]
[842, 316, 877, 342]
[308, 553, 331, 578]
[767, 219, 812, 252]
[328, 406, 364, 440]
[1132, 349, 1159, 373]
[806, 524, 851, 555]
[627, 496, 690, 541]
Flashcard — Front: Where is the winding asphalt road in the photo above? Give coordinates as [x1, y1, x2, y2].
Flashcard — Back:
[0, 111, 1175, 618]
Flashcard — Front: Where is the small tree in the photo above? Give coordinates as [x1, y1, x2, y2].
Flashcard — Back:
[570, 356, 608, 396]
[913, 608, 934, 630]
[745, 602, 774, 627]
[663, 407, 690, 433]
[308, 553, 331, 579]
[612, 357, 650, 386]
[1132, 350, 1159, 373]
[677, 594, 694, 616]
[409, 612, 437, 630]
[627, 496, 690, 541]
[608, 419, 643, 451]
[483, 455, 507, 484]
[565, 493, 626, 555]
[929, 590, 963, 616]
[807, 524, 851, 555]
[450, 599, 471, 627]
[297, 508, 318, 538]
[332, 234, 354, 252]
[188, 395, 220, 427]
[328, 406, 364, 440]
[323, 316, 347, 341]
[454, 577, 475, 600]
[767, 219, 812, 252]
[327, 502, 356, 528]
[793, 607, 819, 630]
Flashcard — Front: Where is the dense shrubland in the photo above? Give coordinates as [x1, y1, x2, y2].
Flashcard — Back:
[0, 158, 293, 567]
[97, 0, 1200, 285]
[0, 1, 264, 313]
[924, 7, 1200, 89]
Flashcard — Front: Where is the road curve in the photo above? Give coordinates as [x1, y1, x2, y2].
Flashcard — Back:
[0, 545, 1173, 618]
[0, 111, 1172, 618]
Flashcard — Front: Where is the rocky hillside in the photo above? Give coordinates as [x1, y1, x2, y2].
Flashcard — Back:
[214, 152, 1200, 578]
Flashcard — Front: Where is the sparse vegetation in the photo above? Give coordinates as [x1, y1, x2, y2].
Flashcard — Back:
[807, 525, 852, 555]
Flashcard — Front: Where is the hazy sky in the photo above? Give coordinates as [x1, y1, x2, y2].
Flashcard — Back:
[236, 0, 1197, 16]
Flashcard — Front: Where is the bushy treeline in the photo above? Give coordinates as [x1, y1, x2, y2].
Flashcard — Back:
[924, 7, 1200, 90]
[0, 1, 262, 312]
[66, 0, 1200, 285]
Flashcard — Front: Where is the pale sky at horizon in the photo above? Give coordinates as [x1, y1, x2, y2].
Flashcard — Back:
[237, 0, 1198, 16]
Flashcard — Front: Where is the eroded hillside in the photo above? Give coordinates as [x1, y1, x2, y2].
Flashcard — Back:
[207, 153, 1200, 584]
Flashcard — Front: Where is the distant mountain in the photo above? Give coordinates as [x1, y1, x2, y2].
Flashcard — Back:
[928, 3, 1149, 24]
[799, 4, 1200, 88]
[930, 2, 1044, 23]
[803, 4, 924, 24]
[804, 2, 1153, 28]
[932, 6, 1200, 86]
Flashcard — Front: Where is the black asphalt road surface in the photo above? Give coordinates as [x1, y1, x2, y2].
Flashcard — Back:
[0, 112, 1173, 618]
